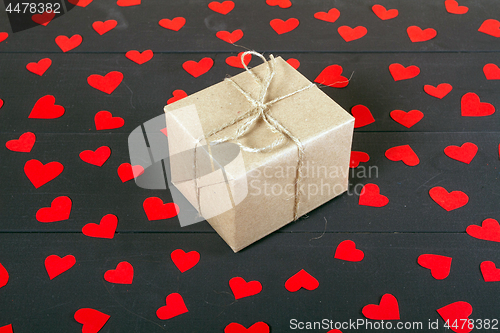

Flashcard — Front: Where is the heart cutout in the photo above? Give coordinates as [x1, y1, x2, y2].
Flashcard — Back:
[82, 214, 118, 239]
[29, 95, 65, 119]
[45, 254, 76, 280]
[74, 308, 110, 333]
[285, 269, 319, 292]
[6, 132, 36, 152]
[385, 144, 420, 166]
[32, 11, 55, 26]
[338, 25, 367, 42]
[372, 4, 398, 20]
[424, 83, 453, 98]
[167, 89, 188, 104]
[26, 58, 52, 76]
[36, 196, 72, 222]
[226, 52, 251, 68]
[466, 218, 500, 242]
[270, 18, 299, 35]
[314, 8, 340, 23]
[480, 261, 500, 282]
[437, 301, 473, 333]
[417, 254, 452, 280]
[24, 159, 64, 188]
[55, 34, 82, 52]
[286, 58, 300, 69]
[350, 151, 370, 168]
[266, 0, 291, 8]
[143, 197, 180, 220]
[171, 249, 200, 273]
[92, 20, 117, 35]
[87, 71, 123, 94]
[429, 186, 468, 211]
[359, 183, 389, 207]
[159, 17, 186, 31]
[208, 1, 234, 15]
[461, 92, 495, 116]
[351, 105, 375, 128]
[95, 111, 124, 130]
[156, 293, 188, 320]
[314, 65, 349, 88]
[182, 58, 214, 78]
[390, 110, 423, 128]
[444, 142, 478, 164]
[229, 277, 262, 299]
[125, 50, 153, 65]
[216, 29, 243, 43]
[0, 263, 9, 289]
[483, 63, 500, 80]
[389, 63, 420, 81]
[445, 0, 468, 14]
[116, 0, 140, 6]
[224, 322, 270, 333]
[104, 261, 134, 284]
[407, 26, 437, 42]
[334, 240, 364, 262]
[79, 146, 111, 167]
[362, 294, 400, 320]
[478, 19, 500, 37]
[117, 163, 144, 182]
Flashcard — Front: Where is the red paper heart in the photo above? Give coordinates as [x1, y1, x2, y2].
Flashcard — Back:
[334, 240, 364, 262]
[445, 0, 468, 14]
[478, 19, 500, 37]
[36, 196, 72, 222]
[286, 58, 300, 69]
[389, 63, 420, 81]
[208, 1, 234, 14]
[182, 58, 214, 77]
[167, 90, 188, 104]
[444, 142, 478, 164]
[6, 132, 36, 152]
[266, 0, 291, 8]
[424, 83, 453, 98]
[171, 249, 200, 273]
[229, 277, 262, 300]
[79, 146, 111, 167]
[0, 263, 9, 289]
[351, 105, 374, 128]
[95, 111, 124, 130]
[407, 26, 437, 42]
[74, 308, 110, 333]
[226, 52, 251, 68]
[338, 26, 367, 42]
[350, 151, 370, 168]
[125, 50, 153, 64]
[32, 11, 55, 26]
[45, 254, 76, 280]
[87, 71, 123, 94]
[284, 269, 319, 292]
[480, 261, 500, 282]
[466, 218, 500, 242]
[55, 34, 82, 52]
[26, 58, 52, 76]
[0, 32, 8, 43]
[67, 0, 93, 7]
[158, 17, 186, 31]
[390, 110, 423, 128]
[117, 0, 140, 6]
[359, 183, 389, 207]
[104, 261, 133, 284]
[216, 29, 243, 43]
[314, 64, 349, 88]
[437, 302, 473, 333]
[156, 293, 188, 320]
[483, 63, 500, 80]
[314, 8, 340, 23]
[82, 214, 118, 239]
[24, 159, 63, 188]
[417, 254, 452, 280]
[385, 144, 420, 166]
[117, 163, 144, 182]
[0, 99, 3, 109]
[143, 197, 180, 220]
[429, 187, 468, 211]
[372, 4, 398, 20]
[29, 95, 65, 119]
[270, 18, 299, 35]
[224, 322, 270, 333]
[362, 294, 400, 320]
[92, 20, 117, 35]
[461, 92, 495, 116]
[0, 324, 12, 333]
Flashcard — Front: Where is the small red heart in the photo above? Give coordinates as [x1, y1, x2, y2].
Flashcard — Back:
[216, 29, 243, 43]
[270, 18, 299, 35]
[466, 218, 500, 242]
[117, 163, 144, 182]
[284, 269, 319, 292]
[351, 105, 374, 128]
[362, 294, 400, 320]
[29, 95, 65, 119]
[208, 1, 234, 14]
[36, 196, 72, 222]
[266, 0, 291, 8]
[0, 324, 12, 333]
[444, 142, 478, 164]
[286, 58, 300, 69]
[159, 17, 186, 31]
[167, 90, 188, 104]
[480, 261, 500, 282]
[171, 249, 200, 273]
[182, 58, 214, 78]
[92, 20, 117, 35]
[372, 4, 398, 20]
[82, 214, 118, 239]
[74, 308, 110, 333]
[79, 146, 111, 167]
[117, 0, 140, 6]
[229, 277, 262, 300]
[32, 11, 55, 26]
[226, 52, 251, 68]
[45, 254, 76, 280]
[55, 34, 82, 52]
[417, 254, 452, 280]
[429, 187, 468, 211]
[314, 8, 340, 23]
[0, 263, 9, 289]
[160, 128, 168, 136]
[95, 111, 124, 130]
[87, 71, 123, 94]
[125, 50, 153, 64]
[314, 64, 349, 88]
[338, 25, 367, 42]
[445, 0, 468, 14]
[224, 322, 270, 333]
[359, 183, 389, 207]
[350, 151, 369, 168]
[389, 63, 420, 81]
[0, 99, 3, 109]
[0, 32, 8, 43]
[156, 293, 188, 320]
[483, 63, 500, 80]
[104, 261, 134, 284]
[437, 302, 473, 333]
[461, 92, 495, 116]
[407, 26, 437, 42]
[26, 58, 52, 76]
[67, 0, 93, 7]
[424, 83, 453, 98]
[478, 19, 500, 37]
[6, 132, 36, 152]
[385, 144, 420, 166]
[143, 197, 180, 221]
[390, 110, 424, 128]
[334, 240, 364, 262]
[24, 159, 63, 188]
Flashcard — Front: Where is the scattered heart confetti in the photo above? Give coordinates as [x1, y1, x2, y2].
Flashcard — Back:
[334, 240, 364, 262]
[0, 324, 12, 333]
[45, 254, 76, 280]
[0, 263, 9, 288]
[351, 105, 375, 128]
[182, 58, 214, 77]
[437, 301, 473, 333]
[159, 17, 186, 31]
[95, 111, 124, 130]
[74, 308, 110, 333]
[424, 83, 453, 98]
[32, 11, 55, 26]
[156, 293, 188, 320]
[167, 90, 188, 104]
[429, 186, 468, 211]
[143, 197, 180, 220]
[224, 322, 270, 333]
[26, 58, 52, 76]
[104, 261, 134, 284]
[6, 132, 36, 152]
[171, 249, 200, 273]
[407, 26, 437, 42]
[117, 163, 144, 182]
[117, 0, 140, 6]
[286, 58, 300, 69]
[314, 8, 340, 23]
[445, 0, 468, 14]
[208, 1, 234, 15]
[226, 52, 251, 68]
[417, 254, 452, 280]
[92, 20, 117, 35]
[338, 26, 367, 42]
[372, 4, 398, 20]
[314, 64, 349, 88]
[389, 63, 420, 81]
[29, 95, 65, 119]
[284, 269, 319, 292]
[24, 159, 64, 188]
[55, 34, 82, 52]
[216, 29, 243, 43]
[266, 0, 291, 8]
[480, 261, 500, 282]
[483, 63, 500, 80]
[385, 144, 420, 166]
[270, 18, 299, 35]
[466, 218, 500, 242]
[0, 32, 8, 43]
[125, 50, 153, 64]
[478, 19, 500, 37]
[461, 92, 495, 116]
[87, 71, 123, 94]
[359, 183, 389, 207]
[67, 0, 93, 7]
[79, 146, 111, 167]
[36, 196, 72, 222]
[444, 142, 478, 164]
[362, 294, 400, 320]
[82, 214, 118, 239]
[390, 110, 423, 128]
[350, 151, 370, 168]
[229, 277, 263, 300]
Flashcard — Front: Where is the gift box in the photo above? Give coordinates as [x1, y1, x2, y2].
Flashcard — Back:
[164, 53, 354, 252]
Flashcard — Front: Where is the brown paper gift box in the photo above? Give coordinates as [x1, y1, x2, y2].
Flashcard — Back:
[164, 56, 354, 252]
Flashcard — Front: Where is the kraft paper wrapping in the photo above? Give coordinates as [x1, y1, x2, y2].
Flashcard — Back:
[164, 56, 354, 252]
